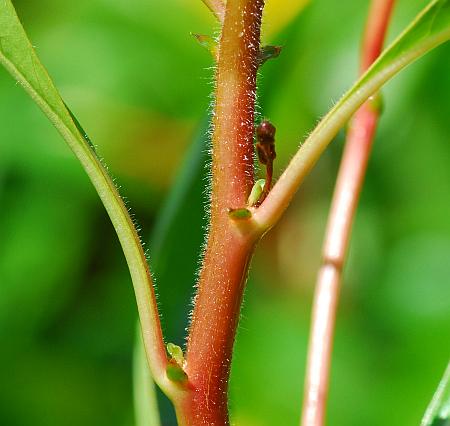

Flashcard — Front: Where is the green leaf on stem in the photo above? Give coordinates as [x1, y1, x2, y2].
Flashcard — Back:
[0, 0, 168, 398]
[353, 0, 450, 100]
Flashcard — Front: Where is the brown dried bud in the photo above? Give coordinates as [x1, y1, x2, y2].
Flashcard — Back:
[256, 120, 276, 145]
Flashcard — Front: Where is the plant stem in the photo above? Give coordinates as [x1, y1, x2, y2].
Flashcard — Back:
[180, 0, 264, 424]
[360, 0, 396, 73]
[300, 1, 395, 425]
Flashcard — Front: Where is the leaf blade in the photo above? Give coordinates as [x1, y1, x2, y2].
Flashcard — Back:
[0, 0, 169, 392]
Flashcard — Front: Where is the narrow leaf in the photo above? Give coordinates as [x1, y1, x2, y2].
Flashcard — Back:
[0, 0, 168, 388]
[348, 0, 450, 107]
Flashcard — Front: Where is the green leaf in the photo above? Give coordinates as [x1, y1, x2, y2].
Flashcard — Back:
[422, 362, 450, 426]
[324, 0, 450, 150]
[0, 0, 167, 393]
[347, 0, 450, 107]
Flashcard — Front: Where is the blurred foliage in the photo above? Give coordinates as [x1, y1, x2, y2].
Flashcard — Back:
[0, 0, 449, 425]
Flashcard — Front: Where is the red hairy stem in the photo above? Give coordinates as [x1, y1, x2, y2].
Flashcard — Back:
[177, 1, 265, 424]
[301, 1, 396, 425]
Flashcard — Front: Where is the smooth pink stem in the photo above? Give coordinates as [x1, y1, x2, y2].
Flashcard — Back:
[301, 1, 395, 425]
[301, 105, 378, 426]
[361, 0, 396, 72]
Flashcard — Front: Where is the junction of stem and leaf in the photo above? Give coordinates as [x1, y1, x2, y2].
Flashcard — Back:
[2, 0, 449, 424]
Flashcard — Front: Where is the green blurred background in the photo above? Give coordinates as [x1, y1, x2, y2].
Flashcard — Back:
[0, 0, 449, 425]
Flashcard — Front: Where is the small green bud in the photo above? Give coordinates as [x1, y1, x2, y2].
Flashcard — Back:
[228, 208, 252, 220]
[167, 343, 184, 367]
[248, 179, 266, 206]
[166, 362, 188, 384]
[166, 343, 188, 384]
